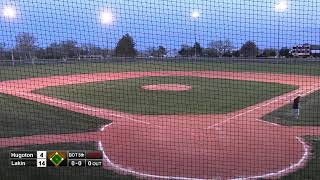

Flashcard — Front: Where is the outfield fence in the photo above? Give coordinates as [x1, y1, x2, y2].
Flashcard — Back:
[1, 57, 320, 67]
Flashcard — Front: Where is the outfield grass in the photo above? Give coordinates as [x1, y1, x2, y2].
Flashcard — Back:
[0, 142, 136, 180]
[35, 76, 296, 115]
[263, 90, 320, 126]
[1, 61, 320, 82]
[0, 94, 108, 138]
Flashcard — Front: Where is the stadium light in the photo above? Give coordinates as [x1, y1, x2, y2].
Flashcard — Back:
[274, 0, 288, 58]
[99, 9, 114, 57]
[275, 0, 288, 13]
[2, 5, 17, 19]
[191, 10, 200, 19]
[191, 10, 200, 58]
[100, 10, 113, 25]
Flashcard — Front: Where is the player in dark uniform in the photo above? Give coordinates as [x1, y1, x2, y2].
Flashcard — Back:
[292, 96, 301, 119]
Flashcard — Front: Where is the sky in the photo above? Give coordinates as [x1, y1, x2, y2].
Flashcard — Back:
[0, 0, 320, 51]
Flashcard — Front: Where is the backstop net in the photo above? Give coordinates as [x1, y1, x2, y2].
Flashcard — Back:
[0, 0, 320, 179]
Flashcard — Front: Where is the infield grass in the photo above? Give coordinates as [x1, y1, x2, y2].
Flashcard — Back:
[35, 76, 296, 115]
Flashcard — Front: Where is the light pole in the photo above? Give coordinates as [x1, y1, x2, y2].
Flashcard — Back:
[2, 5, 17, 66]
[100, 9, 114, 58]
[191, 10, 200, 58]
[274, 0, 288, 59]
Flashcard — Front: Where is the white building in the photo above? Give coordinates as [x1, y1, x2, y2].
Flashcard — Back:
[291, 44, 320, 57]
[291, 44, 311, 57]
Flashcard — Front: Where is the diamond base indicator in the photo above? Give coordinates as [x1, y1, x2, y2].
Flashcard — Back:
[47, 151, 67, 167]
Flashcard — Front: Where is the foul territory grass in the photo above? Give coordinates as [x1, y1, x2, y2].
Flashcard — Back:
[0, 94, 108, 138]
[262, 91, 320, 178]
[35, 76, 296, 115]
[263, 90, 320, 126]
[280, 137, 320, 180]
[0, 142, 136, 180]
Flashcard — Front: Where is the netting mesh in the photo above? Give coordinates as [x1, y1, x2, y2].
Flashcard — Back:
[0, 0, 320, 179]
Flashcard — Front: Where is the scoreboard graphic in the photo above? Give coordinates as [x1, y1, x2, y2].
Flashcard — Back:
[9, 151, 103, 167]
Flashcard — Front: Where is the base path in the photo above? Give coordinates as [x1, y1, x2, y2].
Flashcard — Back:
[0, 71, 320, 179]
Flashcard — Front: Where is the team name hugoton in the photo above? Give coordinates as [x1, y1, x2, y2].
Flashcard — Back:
[10, 153, 34, 159]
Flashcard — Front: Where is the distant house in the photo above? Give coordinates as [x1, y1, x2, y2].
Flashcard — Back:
[291, 44, 320, 57]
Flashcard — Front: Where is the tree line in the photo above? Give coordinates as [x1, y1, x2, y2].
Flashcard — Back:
[178, 40, 291, 58]
[0, 33, 137, 60]
[0, 32, 292, 60]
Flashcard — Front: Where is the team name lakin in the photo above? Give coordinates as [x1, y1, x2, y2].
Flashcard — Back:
[11, 160, 26, 166]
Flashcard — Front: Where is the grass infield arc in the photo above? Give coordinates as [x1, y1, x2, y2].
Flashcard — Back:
[34, 76, 296, 115]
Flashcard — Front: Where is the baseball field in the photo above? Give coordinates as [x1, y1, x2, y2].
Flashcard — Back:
[0, 60, 320, 179]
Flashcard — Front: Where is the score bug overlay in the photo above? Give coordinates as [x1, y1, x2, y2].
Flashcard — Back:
[9, 150, 103, 168]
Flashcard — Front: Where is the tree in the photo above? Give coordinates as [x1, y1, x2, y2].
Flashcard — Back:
[147, 46, 167, 57]
[46, 42, 63, 59]
[240, 41, 258, 57]
[0, 43, 6, 60]
[80, 44, 104, 56]
[35, 48, 48, 59]
[193, 42, 202, 56]
[209, 40, 234, 57]
[145, 47, 155, 57]
[262, 48, 277, 57]
[178, 44, 193, 57]
[44, 41, 79, 59]
[203, 48, 219, 57]
[222, 51, 233, 57]
[15, 32, 37, 60]
[279, 47, 291, 58]
[60, 40, 79, 58]
[115, 34, 137, 57]
[158, 46, 167, 57]
[232, 50, 240, 57]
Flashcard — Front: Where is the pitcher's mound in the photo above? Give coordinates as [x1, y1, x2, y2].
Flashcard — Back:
[142, 84, 192, 91]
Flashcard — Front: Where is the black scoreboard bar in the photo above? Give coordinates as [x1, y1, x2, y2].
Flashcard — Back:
[9, 151, 103, 167]
[10, 151, 37, 167]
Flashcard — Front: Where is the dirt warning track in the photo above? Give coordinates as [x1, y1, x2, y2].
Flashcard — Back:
[0, 71, 320, 179]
